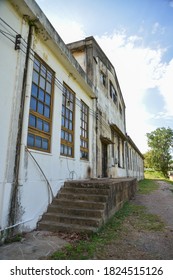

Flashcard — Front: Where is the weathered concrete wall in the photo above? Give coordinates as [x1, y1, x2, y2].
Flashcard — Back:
[103, 178, 137, 220]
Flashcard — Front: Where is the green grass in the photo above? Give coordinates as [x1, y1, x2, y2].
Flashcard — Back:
[138, 179, 159, 194]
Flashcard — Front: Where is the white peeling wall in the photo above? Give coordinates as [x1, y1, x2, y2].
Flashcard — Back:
[18, 33, 95, 231]
[0, 1, 29, 230]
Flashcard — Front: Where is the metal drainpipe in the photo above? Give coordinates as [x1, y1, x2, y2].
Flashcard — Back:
[8, 24, 34, 232]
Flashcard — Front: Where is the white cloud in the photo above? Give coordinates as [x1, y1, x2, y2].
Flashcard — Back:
[42, 16, 172, 153]
[151, 22, 165, 35]
[158, 59, 173, 116]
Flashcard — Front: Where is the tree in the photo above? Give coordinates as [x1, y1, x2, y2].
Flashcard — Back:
[146, 127, 173, 177]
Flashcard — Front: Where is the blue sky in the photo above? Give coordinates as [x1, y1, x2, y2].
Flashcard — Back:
[35, 0, 173, 153]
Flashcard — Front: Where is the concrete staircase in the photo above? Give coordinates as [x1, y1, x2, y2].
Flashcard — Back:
[38, 178, 137, 233]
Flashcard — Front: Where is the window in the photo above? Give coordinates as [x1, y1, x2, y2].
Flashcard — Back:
[100, 71, 106, 87]
[110, 81, 117, 104]
[119, 103, 123, 116]
[60, 84, 75, 157]
[27, 56, 54, 152]
[80, 101, 89, 160]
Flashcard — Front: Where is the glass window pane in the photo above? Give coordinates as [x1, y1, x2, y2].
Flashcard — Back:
[42, 138, 48, 150]
[35, 136, 42, 148]
[31, 83, 38, 97]
[46, 82, 51, 94]
[62, 105, 65, 116]
[27, 134, 34, 147]
[65, 119, 68, 128]
[33, 70, 39, 84]
[38, 89, 44, 102]
[64, 145, 68, 155]
[61, 117, 65, 126]
[44, 106, 50, 118]
[69, 134, 72, 142]
[69, 121, 72, 130]
[61, 130, 65, 139]
[29, 114, 36, 127]
[45, 93, 51, 105]
[60, 144, 64, 154]
[39, 76, 45, 89]
[37, 102, 44, 115]
[69, 111, 72, 120]
[34, 59, 40, 72]
[37, 118, 43, 130]
[30, 97, 37, 111]
[43, 121, 49, 132]
[41, 64, 46, 77]
[47, 71, 52, 82]
[68, 147, 72, 156]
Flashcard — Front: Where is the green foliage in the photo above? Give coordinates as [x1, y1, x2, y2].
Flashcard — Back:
[146, 127, 173, 177]
[144, 170, 165, 179]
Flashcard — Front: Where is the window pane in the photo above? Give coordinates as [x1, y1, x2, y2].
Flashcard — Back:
[31, 83, 38, 98]
[69, 134, 72, 142]
[44, 106, 50, 118]
[65, 119, 69, 128]
[61, 117, 65, 126]
[34, 59, 40, 71]
[45, 93, 51, 105]
[41, 65, 46, 77]
[38, 89, 44, 102]
[62, 105, 65, 116]
[69, 121, 72, 130]
[29, 114, 36, 127]
[30, 97, 37, 111]
[61, 130, 65, 139]
[64, 145, 68, 155]
[43, 121, 50, 132]
[68, 147, 72, 156]
[37, 102, 44, 115]
[46, 82, 51, 94]
[42, 138, 48, 150]
[37, 118, 43, 130]
[60, 144, 64, 154]
[39, 76, 45, 89]
[47, 71, 52, 82]
[27, 134, 34, 147]
[35, 136, 42, 148]
[33, 70, 39, 84]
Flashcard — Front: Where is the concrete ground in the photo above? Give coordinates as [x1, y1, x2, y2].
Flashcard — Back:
[0, 230, 68, 260]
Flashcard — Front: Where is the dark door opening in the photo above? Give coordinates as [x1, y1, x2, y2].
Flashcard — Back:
[102, 143, 108, 177]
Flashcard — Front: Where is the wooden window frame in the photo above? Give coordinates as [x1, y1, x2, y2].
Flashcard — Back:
[80, 100, 89, 160]
[27, 55, 54, 152]
[60, 83, 75, 158]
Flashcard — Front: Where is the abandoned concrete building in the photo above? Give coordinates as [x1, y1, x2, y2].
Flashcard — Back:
[0, 0, 144, 237]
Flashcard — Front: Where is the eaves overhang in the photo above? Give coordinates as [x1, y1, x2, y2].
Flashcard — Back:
[110, 123, 127, 140]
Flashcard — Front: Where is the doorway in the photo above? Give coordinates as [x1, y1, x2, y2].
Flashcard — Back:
[102, 143, 108, 177]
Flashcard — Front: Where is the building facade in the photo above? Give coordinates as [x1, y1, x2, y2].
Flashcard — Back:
[0, 0, 143, 236]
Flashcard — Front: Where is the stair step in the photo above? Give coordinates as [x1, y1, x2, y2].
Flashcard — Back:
[58, 193, 108, 202]
[38, 221, 98, 233]
[52, 199, 105, 210]
[42, 213, 102, 227]
[61, 187, 110, 195]
[64, 181, 111, 189]
[47, 205, 103, 218]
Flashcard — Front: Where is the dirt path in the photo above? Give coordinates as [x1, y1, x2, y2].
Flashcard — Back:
[94, 180, 173, 260]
